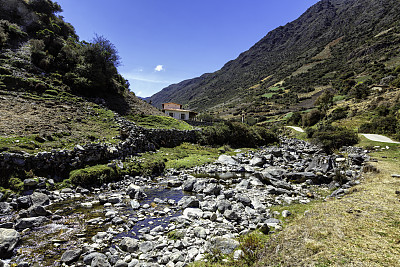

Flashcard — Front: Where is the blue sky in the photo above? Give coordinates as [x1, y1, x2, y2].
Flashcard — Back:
[56, 0, 320, 97]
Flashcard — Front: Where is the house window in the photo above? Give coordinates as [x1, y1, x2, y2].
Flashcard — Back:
[169, 113, 173, 117]
[181, 114, 186, 120]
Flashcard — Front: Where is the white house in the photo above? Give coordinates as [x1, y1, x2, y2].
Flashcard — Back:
[162, 102, 197, 121]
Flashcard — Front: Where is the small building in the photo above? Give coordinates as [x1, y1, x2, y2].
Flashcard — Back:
[162, 102, 197, 120]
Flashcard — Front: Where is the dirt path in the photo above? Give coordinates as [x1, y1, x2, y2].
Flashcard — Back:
[286, 126, 305, 133]
[361, 134, 400, 144]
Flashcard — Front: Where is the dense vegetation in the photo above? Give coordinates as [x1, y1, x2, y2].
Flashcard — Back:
[0, 0, 161, 116]
[200, 121, 278, 148]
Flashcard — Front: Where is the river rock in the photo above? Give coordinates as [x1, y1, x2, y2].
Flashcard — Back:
[203, 184, 221, 195]
[120, 237, 138, 253]
[183, 208, 204, 219]
[0, 203, 12, 215]
[182, 178, 197, 191]
[30, 192, 50, 206]
[216, 199, 232, 213]
[285, 172, 317, 183]
[167, 179, 182, 187]
[205, 237, 239, 255]
[15, 216, 48, 229]
[0, 228, 20, 259]
[139, 241, 154, 253]
[130, 200, 140, 210]
[127, 184, 147, 200]
[61, 248, 82, 263]
[108, 194, 122, 204]
[224, 210, 240, 221]
[193, 227, 207, 239]
[23, 178, 38, 187]
[178, 196, 199, 209]
[17, 196, 32, 209]
[250, 156, 265, 167]
[235, 194, 252, 207]
[193, 180, 207, 193]
[114, 260, 128, 267]
[217, 155, 238, 165]
[83, 252, 108, 265]
[91, 256, 111, 267]
[27, 205, 52, 217]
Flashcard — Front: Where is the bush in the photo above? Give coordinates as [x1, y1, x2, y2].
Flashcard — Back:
[302, 109, 324, 127]
[200, 121, 278, 148]
[359, 115, 398, 135]
[308, 124, 359, 153]
[69, 165, 118, 185]
[287, 111, 302, 126]
[328, 106, 349, 121]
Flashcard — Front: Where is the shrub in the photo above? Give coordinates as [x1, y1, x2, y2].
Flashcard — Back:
[238, 231, 267, 266]
[69, 165, 118, 185]
[359, 115, 398, 135]
[8, 177, 24, 193]
[200, 121, 278, 148]
[302, 109, 324, 127]
[328, 106, 349, 121]
[287, 111, 302, 126]
[308, 124, 359, 153]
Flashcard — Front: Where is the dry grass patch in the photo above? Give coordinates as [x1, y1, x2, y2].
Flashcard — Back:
[257, 153, 400, 266]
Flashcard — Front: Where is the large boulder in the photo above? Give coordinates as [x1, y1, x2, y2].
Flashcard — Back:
[0, 228, 20, 259]
[216, 155, 238, 166]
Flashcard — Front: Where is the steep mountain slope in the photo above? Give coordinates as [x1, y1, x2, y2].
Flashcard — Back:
[149, 0, 400, 116]
[0, 0, 162, 116]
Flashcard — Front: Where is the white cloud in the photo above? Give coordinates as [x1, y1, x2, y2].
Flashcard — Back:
[154, 65, 164, 72]
[136, 91, 143, 96]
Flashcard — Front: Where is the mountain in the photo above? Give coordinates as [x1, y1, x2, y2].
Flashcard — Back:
[0, 0, 162, 116]
[149, 0, 400, 119]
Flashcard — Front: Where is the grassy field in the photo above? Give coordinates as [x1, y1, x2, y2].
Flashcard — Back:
[126, 114, 193, 130]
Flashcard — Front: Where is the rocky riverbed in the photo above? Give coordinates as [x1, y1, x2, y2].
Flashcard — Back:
[0, 138, 369, 267]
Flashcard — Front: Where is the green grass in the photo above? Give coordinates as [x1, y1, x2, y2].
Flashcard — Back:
[332, 95, 347, 102]
[126, 114, 193, 130]
[355, 75, 372, 83]
[261, 92, 277, 99]
[159, 143, 225, 169]
[64, 143, 231, 187]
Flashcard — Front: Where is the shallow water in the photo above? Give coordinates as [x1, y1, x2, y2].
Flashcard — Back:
[8, 186, 190, 266]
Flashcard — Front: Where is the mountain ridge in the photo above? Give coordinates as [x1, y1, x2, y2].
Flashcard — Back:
[149, 0, 400, 117]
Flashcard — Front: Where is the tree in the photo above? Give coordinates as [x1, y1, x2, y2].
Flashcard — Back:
[315, 90, 334, 112]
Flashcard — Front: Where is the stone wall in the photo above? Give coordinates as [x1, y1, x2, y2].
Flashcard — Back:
[0, 117, 200, 181]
